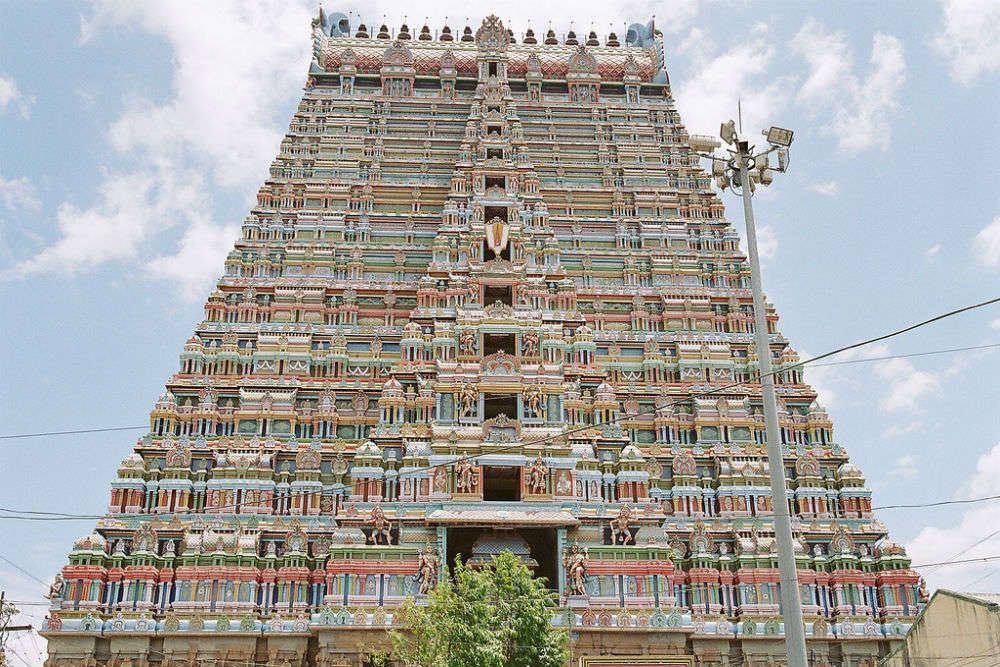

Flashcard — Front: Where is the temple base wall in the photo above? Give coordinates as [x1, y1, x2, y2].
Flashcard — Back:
[43, 630, 902, 667]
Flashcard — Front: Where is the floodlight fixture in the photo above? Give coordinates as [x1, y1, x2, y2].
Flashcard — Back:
[765, 126, 793, 147]
[776, 148, 789, 172]
[712, 159, 726, 177]
[715, 174, 730, 191]
[758, 168, 774, 186]
[720, 119, 737, 145]
[754, 153, 769, 170]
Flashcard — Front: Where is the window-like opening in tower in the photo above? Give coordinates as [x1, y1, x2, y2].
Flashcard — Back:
[487, 124, 502, 137]
[485, 175, 505, 189]
[485, 206, 507, 221]
[483, 284, 512, 306]
[486, 148, 504, 160]
[487, 105, 501, 114]
[482, 241, 511, 261]
[483, 333, 516, 356]
[488, 62, 498, 77]
[483, 392, 517, 421]
[444, 527, 557, 591]
[482, 466, 520, 501]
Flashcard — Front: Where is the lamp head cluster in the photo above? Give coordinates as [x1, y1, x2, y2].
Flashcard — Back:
[709, 121, 793, 194]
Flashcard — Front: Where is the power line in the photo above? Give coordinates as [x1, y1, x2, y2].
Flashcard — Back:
[0, 296, 996, 443]
[911, 554, 1000, 569]
[0, 296, 995, 521]
[0, 426, 146, 440]
[872, 494, 1000, 510]
[0, 554, 47, 587]
[5, 489, 1000, 522]
[0, 339, 995, 443]
[808, 342, 1000, 367]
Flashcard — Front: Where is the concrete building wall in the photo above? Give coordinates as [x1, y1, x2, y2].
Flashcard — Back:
[880, 591, 1000, 667]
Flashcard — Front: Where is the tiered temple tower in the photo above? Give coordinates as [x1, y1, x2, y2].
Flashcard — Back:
[41, 12, 925, 667]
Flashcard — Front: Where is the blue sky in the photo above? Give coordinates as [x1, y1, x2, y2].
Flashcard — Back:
[0, 0, 998, 662]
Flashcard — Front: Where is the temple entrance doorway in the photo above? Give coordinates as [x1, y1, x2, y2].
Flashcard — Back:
[482, 465, 520, 501]
[445, 527, 559, 590]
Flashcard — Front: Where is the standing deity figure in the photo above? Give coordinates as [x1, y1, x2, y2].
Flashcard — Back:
[527, 456, 549, 495]
[433, 467, 448, 493]
[918, 577, 929, 603]
[459, 383, 479, 418]
[368, 504, 391, 544]
[417, 543, 441, 594]
[563, 544, 589, 596]
[523, 384, 544, 418]
[610, 503, 635, 545]
[459, 329, 477, 356]
[521, 330, 539, 357]
[466, 283, 480, 306]
[456, 458, 479, 493]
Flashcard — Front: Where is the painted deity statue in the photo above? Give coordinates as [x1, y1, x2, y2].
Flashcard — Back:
[368, 504, 391, 544]
[610, 503, 635, 545]
[47, 573, 65, 601]
[417, 544, 441, 594]
[563, 544, 588, 596]
[456, 458, 479, 493]
[459, 329, 477, 356]
[459, 383, 479, 418]
[521, 329, 539, 356]
[527, 456, 549, 495]
[523, 384, 544, 418]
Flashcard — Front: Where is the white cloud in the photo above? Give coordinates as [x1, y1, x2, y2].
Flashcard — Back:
[804, 342, 943, 413]
[0, 73, 34, 118]
[932, 0, 1000, 85]
[884, 423, 921, 439]
[890, 453, 919, 477]
[148, 219, 240, 302]
[791, 20, 906, 153]
[800, 342, 888, 409]
[874, 354, 941, 411]
[807, 181, 839, 196]
[907, 442, 1000, 592]
[755, 225, 778, 260]
[0, 172, 40, 211]
[925, 243, 942, 257]
[673, 23, 793, 138]
[8, 1, 314, 300]
[7, 169, 203, 278]
[990, 318, 1000, 331]
[972, 215, 1000, 266]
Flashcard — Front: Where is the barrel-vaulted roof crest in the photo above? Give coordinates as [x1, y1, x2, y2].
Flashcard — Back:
[475, 15, 509, 52]
[568, 45, 597, 73]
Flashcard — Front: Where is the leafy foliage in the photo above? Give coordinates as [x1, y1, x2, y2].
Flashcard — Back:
[390, 551, 569, 667]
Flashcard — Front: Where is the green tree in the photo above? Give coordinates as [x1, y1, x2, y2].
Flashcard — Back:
[390, 551, 569, 667]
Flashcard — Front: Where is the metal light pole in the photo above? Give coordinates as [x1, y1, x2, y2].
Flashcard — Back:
[693, 123, 807, 667]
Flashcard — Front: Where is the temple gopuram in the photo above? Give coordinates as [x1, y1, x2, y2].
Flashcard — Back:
[41, 12, 926, 667]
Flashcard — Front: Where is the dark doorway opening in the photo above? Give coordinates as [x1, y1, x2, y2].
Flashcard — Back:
[485, 175, 506, 190]
[483, 241, 511, 261]
[483, 284, 512, 306]
[482, 465, 520, 501]
[483, 332, 516, 356]
[483, 393, 517, 421]
[486, 148, 504, 160]
[445, 527, 558, 590]
[484, 206, 507, 221]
